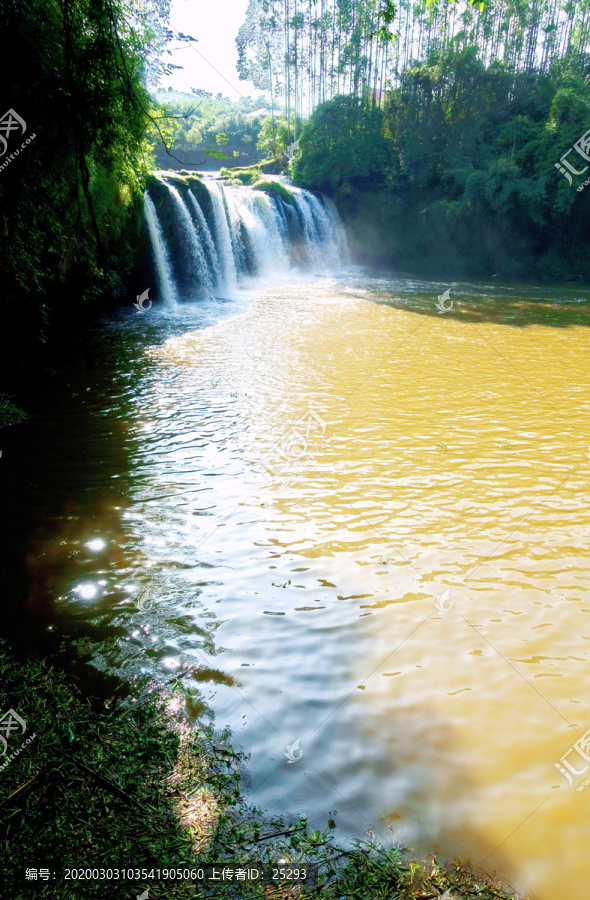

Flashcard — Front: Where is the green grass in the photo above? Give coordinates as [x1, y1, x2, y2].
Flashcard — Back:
[0, 639, 527, 899]
[0, 393, 29, 429]
[252, 178, 295, 205]
[219, 165, 262, 185]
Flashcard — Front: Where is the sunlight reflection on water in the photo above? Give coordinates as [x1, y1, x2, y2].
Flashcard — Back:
[15, 272, 590, 900]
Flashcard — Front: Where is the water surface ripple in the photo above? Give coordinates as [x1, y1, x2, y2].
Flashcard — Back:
[13, 274, 590, 900]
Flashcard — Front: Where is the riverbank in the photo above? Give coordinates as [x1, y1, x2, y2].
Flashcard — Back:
[0, 638, 526, 899]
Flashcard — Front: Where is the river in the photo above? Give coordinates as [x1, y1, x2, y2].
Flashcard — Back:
[2, 174, 590, 900]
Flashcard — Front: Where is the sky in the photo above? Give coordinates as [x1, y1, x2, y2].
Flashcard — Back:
[157, 0, 262, 100]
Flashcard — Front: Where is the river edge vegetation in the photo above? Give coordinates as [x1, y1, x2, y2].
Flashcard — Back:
[0, 637, 527, 900]
[237, 0, 590, 281]
[0, 0, 167, 423]
[0, 0, 585, 892]
[289, 55, 590, 281]
[3, 0, 590, 420]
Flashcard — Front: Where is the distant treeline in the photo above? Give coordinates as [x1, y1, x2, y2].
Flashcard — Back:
[155, 90, 270, 150]
[292, 46, 590, 281]
[238, 0, 590, 144]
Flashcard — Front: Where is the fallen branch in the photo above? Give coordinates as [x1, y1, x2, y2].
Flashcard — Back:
[63, 754, 154, 816]
[254, 826, 305, 842]
[0, 762, 57, 809]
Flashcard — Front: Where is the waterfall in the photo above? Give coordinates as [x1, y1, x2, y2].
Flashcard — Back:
[163, 181, 214, 298]
[144, 173, 349, 301]
[299, 191, 349, 269]
[187, 190, 222, 288]
[203, 181, 238, 291]
[322, 195, 350, 262]
[233, 190, 289, 277]
[291, 189, 323, 270]
[143, 192, 178, 306]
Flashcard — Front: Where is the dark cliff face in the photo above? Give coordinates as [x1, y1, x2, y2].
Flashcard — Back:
[339, 195, 400, 271]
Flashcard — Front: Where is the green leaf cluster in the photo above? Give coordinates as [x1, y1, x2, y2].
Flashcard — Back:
[0, 0, 168, 369]
[293, 46, 590, 279]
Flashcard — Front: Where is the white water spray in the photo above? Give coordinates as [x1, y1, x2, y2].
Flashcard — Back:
[187, 190, 222, 288]
[204, 181, 238, 291]
[145, 175, 349, 299]
[143, 192, 178, 306]
[164, 182, 214, 297]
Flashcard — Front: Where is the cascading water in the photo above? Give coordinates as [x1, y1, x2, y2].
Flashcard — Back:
[204, 181, 239, 291]
[234, 190, 289, 276]
[290, 190, 323, 270]
[144, 172, 349, 302]
[297, 190, 348, 269]
[187, 190, 221, 287]
[322, 195, 350, 261]
[163, 181, 214, 298]
[143, 193, 178, 306]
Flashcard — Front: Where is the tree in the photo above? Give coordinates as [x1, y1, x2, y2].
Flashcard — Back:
[0, 0, 173, 379]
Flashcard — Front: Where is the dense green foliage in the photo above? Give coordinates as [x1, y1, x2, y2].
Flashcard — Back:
[293, 96, 389, 192]
[293, 46, 590, 278]
[0, 0, 173, 386]
[252, 178, 295, 203]
[220, 165, 263, 184]
[0, 394, 29, 429]
[154, 89, 271, 151]
[256, 113, 294, 159]
[237, 0, 590, 144]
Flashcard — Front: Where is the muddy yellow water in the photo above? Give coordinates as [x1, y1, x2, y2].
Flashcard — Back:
[12, 275, 590, 898]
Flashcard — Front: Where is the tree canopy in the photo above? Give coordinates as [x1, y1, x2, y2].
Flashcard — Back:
[236, 0, 590, 140]
[292, 44, 590, 279]
[0, 0, 175, 380]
